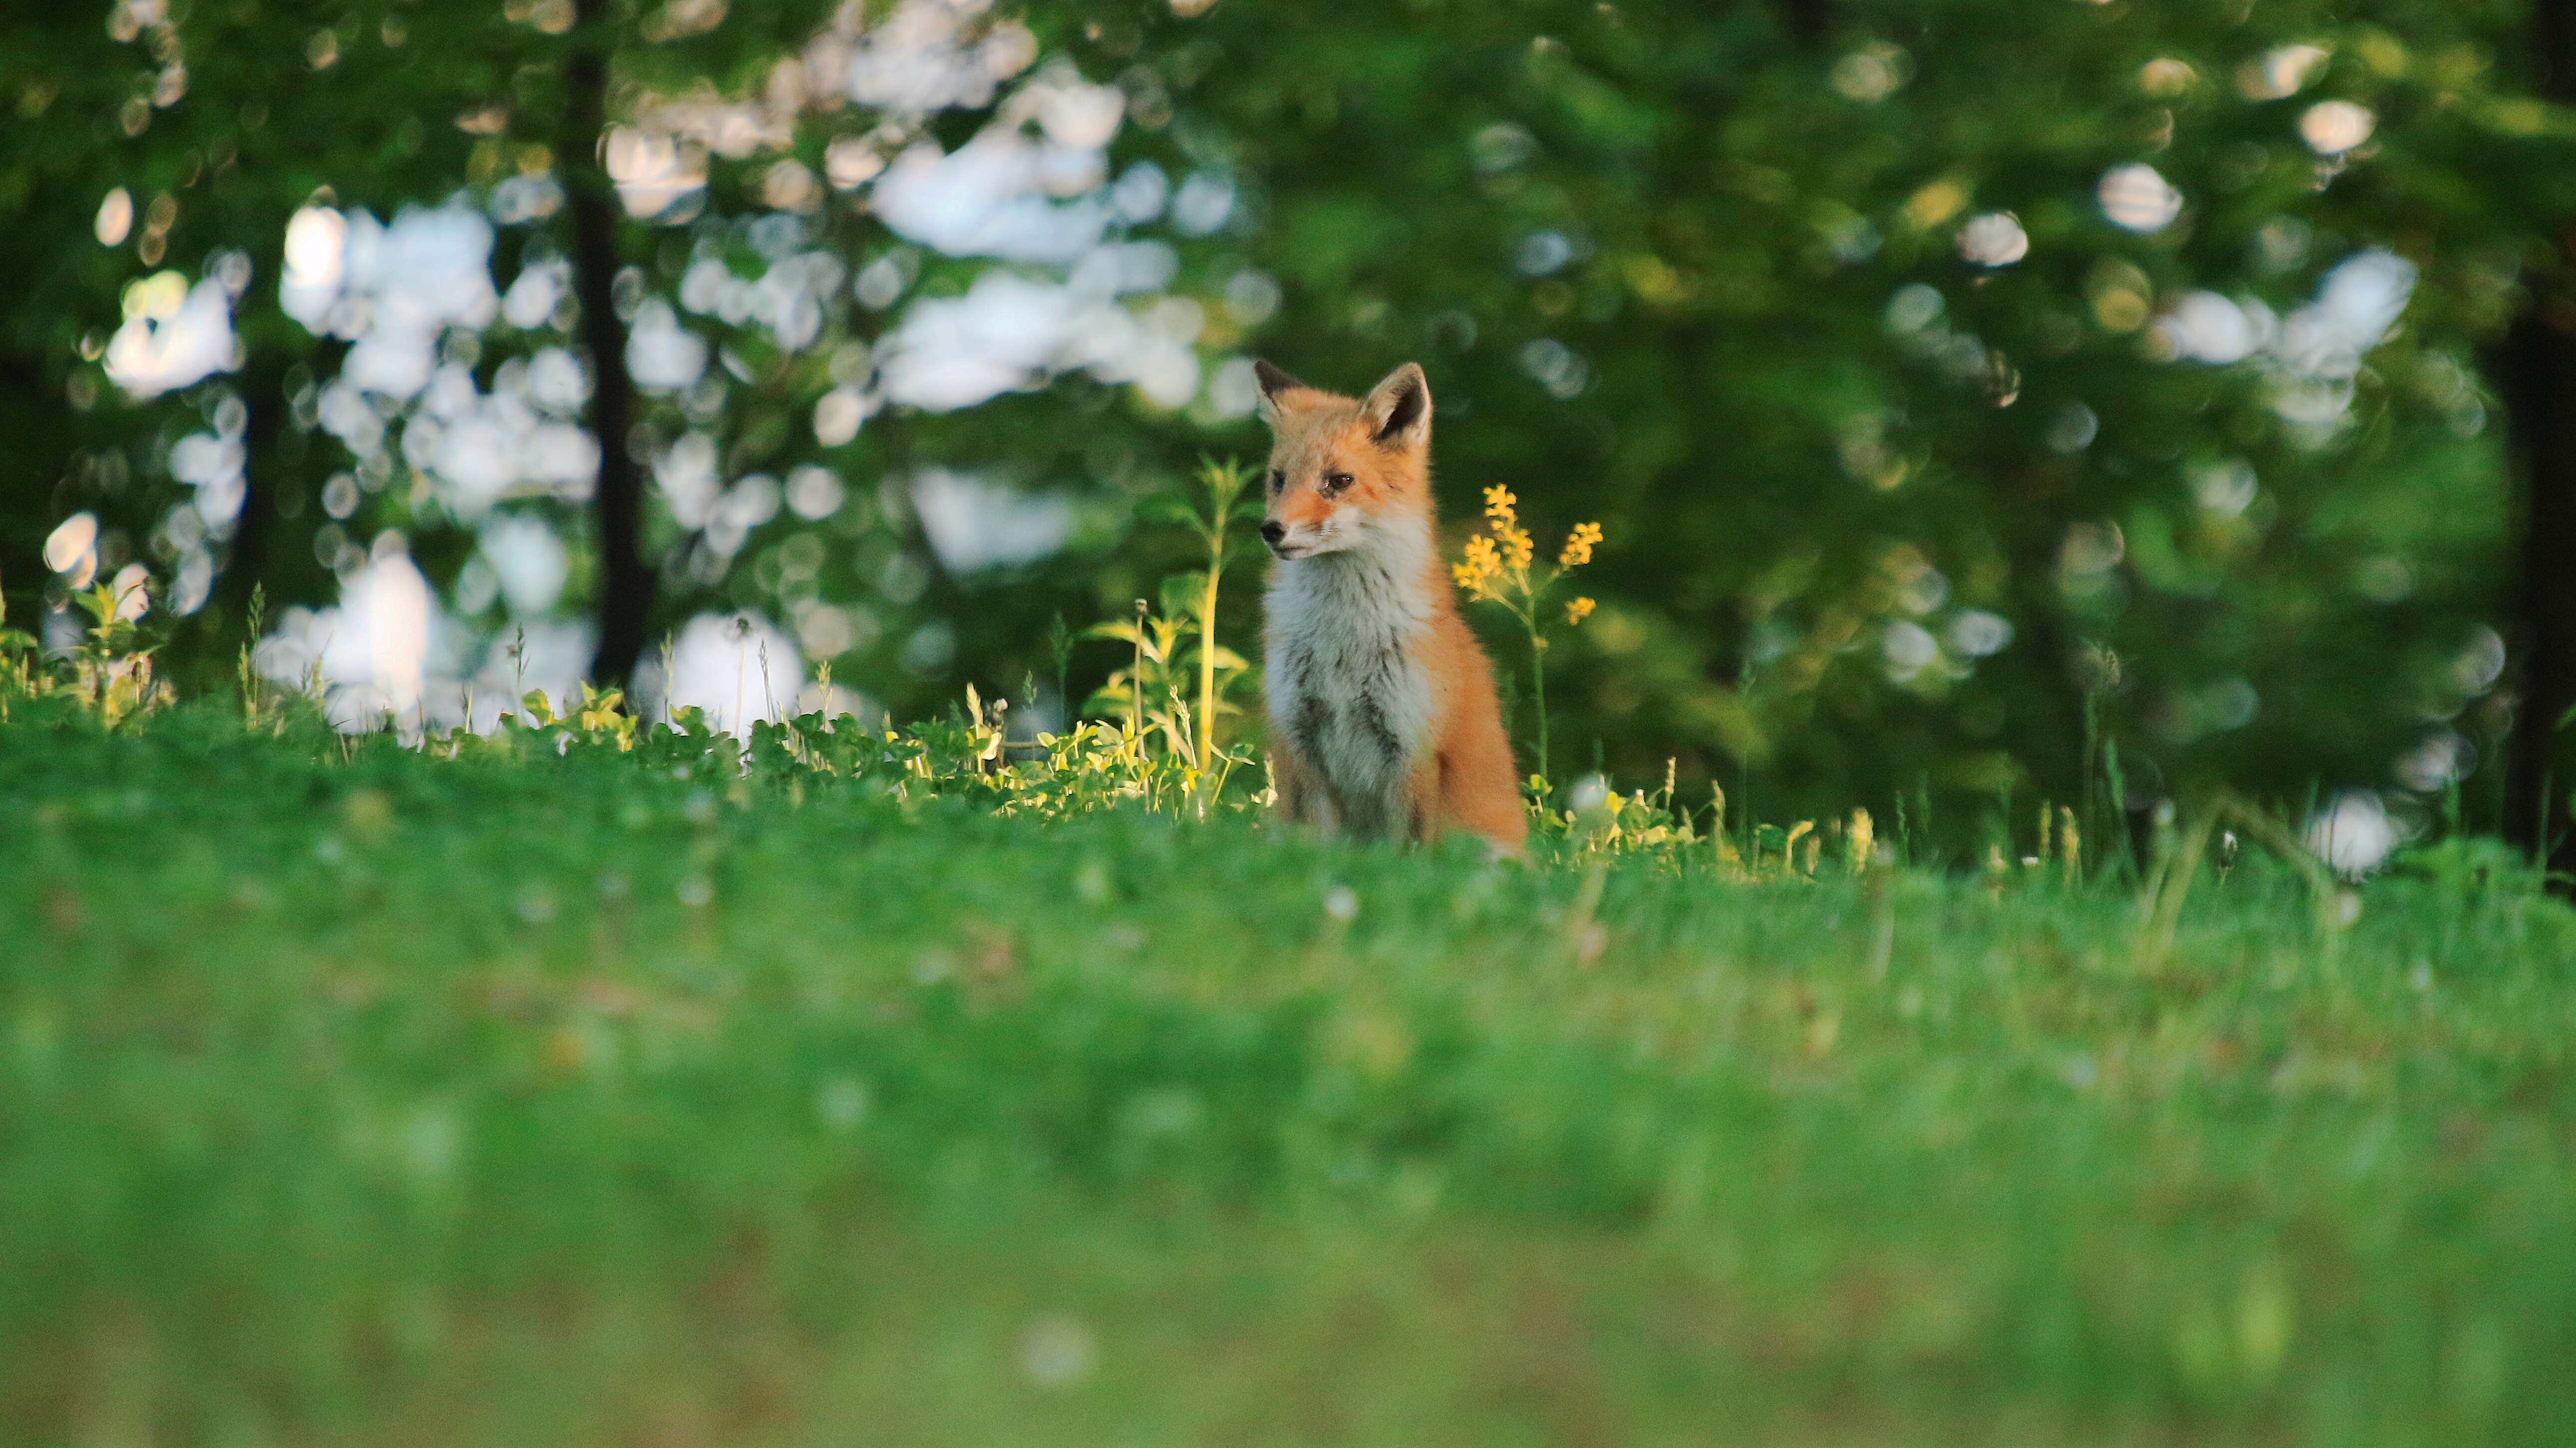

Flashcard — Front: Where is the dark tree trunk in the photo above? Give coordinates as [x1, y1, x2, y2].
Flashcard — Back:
[0, 352, 46, 599]
[2500, 292, 2576, 870]
[212, 352, 290, 630]
[1781, 0, 1831, 46]
[2544, 0, 2576, 103]
[2501, 0, 2576, 874]
[564, 0, 656, 686]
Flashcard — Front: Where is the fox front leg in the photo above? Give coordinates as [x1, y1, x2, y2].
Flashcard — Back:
[1403, 753, 1443, 846]
[1339, 763, 1433, 846]
[1271, 747, 1338, 838]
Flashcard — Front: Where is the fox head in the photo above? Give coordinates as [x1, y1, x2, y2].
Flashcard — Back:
[1252, 360, 1433, 560]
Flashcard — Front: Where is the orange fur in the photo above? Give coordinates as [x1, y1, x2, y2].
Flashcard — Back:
[1253, 361, 1527, 853]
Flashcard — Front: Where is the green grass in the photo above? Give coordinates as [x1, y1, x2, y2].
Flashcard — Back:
[6, 709, 2576, 1447]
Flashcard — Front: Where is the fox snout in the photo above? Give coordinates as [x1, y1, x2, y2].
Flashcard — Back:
[1252, 507, 1319, 551]
[1261, 510, 1330, 558]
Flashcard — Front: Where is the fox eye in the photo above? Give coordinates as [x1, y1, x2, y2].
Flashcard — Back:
[1323, 472, 1354, 494]
[1268, 469, 1285, 494]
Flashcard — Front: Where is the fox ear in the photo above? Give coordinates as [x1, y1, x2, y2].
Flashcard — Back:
[1361, 362, 1431, 450]
[1252, 359, 1309, 426]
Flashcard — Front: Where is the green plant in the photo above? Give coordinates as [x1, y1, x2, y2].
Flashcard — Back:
[1071, 462, 1261, 809]
[236, 583, 268, 728]
[0, 575, 40, 719]
[0, 568, 172, 728]
[1452, 485, 1601, 795]
[1084, 596, 1191, 758]
[1161, 458, 1259, 783]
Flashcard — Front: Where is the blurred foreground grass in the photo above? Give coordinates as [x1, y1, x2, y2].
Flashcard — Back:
[6, 712, 2576, 1447]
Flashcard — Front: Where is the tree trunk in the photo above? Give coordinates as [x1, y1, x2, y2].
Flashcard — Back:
[564, 0, 656, 686]
[211, 352, 291, 631]
[2501, 0, 2576, 874]
[2501, 293, 2576, 870]
[0, 350, 66, 606]
[1780, 0, 1831, 45]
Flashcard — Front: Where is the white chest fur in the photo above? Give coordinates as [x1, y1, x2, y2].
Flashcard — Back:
[1265, 533, 1438, 832]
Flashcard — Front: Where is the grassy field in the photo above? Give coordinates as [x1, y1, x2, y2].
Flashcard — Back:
[6, 709, 2576, 1447]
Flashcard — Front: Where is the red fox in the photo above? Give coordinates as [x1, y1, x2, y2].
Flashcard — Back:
[1253, 360, 1528, 853]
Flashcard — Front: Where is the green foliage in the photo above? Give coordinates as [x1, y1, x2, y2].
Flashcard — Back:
[1089, 458, 1261, 783]
[12, 0, 2576, 848]
[1160, 0, 2576, 827]
[0, 567, 173, 727]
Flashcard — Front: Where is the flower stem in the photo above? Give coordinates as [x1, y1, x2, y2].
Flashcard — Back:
[1529, 619, 1550, 791]
[1129, 600, 1146, 744]
[1196, 559, 1220, 776]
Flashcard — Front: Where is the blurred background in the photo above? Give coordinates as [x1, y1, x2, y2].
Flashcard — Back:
[6, 0, 2576, 866]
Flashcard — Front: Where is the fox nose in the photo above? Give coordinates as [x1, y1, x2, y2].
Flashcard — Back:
[1260, 520, 1286, 546]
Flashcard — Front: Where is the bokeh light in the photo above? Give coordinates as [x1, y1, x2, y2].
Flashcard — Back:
[2097, 164, 2183, 232]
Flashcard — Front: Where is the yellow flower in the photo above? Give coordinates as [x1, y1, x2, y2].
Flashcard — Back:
[1558, 521, 1602, 569]
[1503, 525, 1535, 571]
[1483, 485, 1518, 528]
[1564, 596, 1596, 626]
[1453, 532, 1506, 597]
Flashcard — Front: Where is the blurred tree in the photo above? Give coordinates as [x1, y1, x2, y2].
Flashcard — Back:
[561, 0, 657, 685]
[8, 0, 1227, 731]
[1146, 0, 2576, 850]
[0, 0, 476, 648]
[11, 0, 2576, 861]
[2499, 0, 2576, 872]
